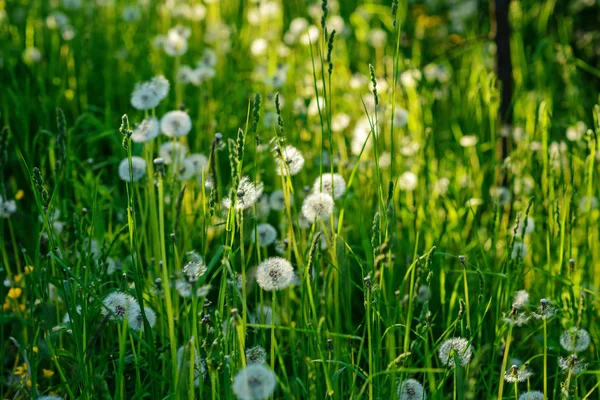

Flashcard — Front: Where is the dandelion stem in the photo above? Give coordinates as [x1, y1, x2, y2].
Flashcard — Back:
[497, 325, 513, 400]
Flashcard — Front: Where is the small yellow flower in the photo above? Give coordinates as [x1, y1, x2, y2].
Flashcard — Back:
[19, 304, 26, 312]
[7, 287, 22, 300]
[3, 302, 9, 312]
[33, 346, 39, 353]
[14, 274, 23, 283]
[43, 369, 55, 378]
[14, 364, 27, 376]
[15, 189, 24, 200]
[25, 265, 34, 274]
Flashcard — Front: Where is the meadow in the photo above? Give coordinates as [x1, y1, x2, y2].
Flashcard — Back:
[1, 0, 600, 399]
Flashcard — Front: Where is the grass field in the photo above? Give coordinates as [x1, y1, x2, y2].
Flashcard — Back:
[1, 0, 600, 399]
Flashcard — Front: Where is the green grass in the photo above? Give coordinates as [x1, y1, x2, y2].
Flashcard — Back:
[1, 0, 600, 399]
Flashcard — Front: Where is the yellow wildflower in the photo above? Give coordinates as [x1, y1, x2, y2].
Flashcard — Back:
[7, 287, 22, 300]
[43, 369, 55, 378]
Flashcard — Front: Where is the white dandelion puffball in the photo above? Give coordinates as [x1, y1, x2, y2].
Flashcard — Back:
[186, 154, 209, 175]
[252, 304, 275, 325]
[164, 27, 189, 56]
[302, 193, 334, 221]
[246, 346, 267, 365]
[331, 113, 351, 132]
[131, 117, 160, 143]
[176, 159, 196, 181]
[312, 173, 346, 200]
[398, 171, 418, 191]
[151, 75, 170, 101]
[252, 223, 278, 247]
[560, 327, 591, 353]
[256, 257, 294, 291]
[438, 337, 473, 368]
[232, 364, 277, 400]
[128, 306, 157, 332]
[183, 260, 207, 283]
[130, 76, 169, 110]
[118, 157, 147, 182]
[275, 145, 305, 176]
[518, 391, 544, 400]
[269, 190, 292, 211]
[491, 186, 512, 206]
[397, 378, 426, 400]
[514, 216, 535, 236]
[161, 111, 192, 138]
[177, 345, 205, 387]
[101, 291, 138, 321]
[131, 82, 161, 110]
[0, 196, 16, 218]
[222, 176, 264, 211]
[159, 142, 188, 165]
[393, 107, 409, 127]
[511, 242, 528, 260]
[558, 354, 588, 374]
[512, 290, 529, 309]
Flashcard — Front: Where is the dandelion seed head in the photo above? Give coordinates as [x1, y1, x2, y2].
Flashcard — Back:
[533, 298, 557, 320]
[164, 27, 189, 56]
[177, 159, 196, 181]
[269, 190, 291, 211]
[514, 216, 535, 236]
[513, 290, 529, 309]
[312, 173, 346, 199]
[393, 107, 409, 127]
[223, 177, 264, 211]
[503, 311, 530, 327]
[183, 260, 207, 283]
[511, 242, 528, 260]
[438, 337, 473, 368]
[0, 196, 17, 218]
[161, 111, 192, 138]
[491, 186, 512, 206]
[128, 306, 157, 332]
[275, 145, 305, 176]
[560, 327, 591, 353]
[118, 157, 147, 182]
[177, 344, 205, 387]
[518, 391, 544, 400]
[416, 285, 431, 303]
[558, 354, 587, 374]
[232, 364, 277, 400]
[186, 154, 209, 175]
[256, 257, 294, 291]
[398, 171, 418, 191]
[131, 76, 169, 110]
[252, 224, 278, 247]
[504, 364, 533, 383]
[131, 117, 160, 143]
[246, 346, 267, 365]
[397, 378, 426, 400]
[102, 291, 138, 321]
[159, 142, 188, 165]
[302, 193, 334, 221]
[459, 135, 478, 147]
